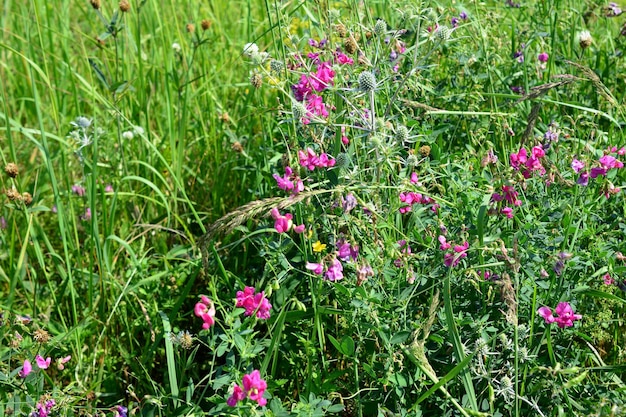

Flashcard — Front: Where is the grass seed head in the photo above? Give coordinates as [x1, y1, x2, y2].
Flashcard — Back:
[90, 0, 100, 9]
[201, 19, 211, 31]
[119, 0, 130, 12]
[5, 162, 18, 178]
[22, 192, 33, 206]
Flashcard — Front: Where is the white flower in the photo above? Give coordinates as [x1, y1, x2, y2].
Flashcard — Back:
[577, 30, 592, 48]
[133, 126, 145, 136]
[243, 43, 259, 57]
[172, 42, 181, 53]
[122, 131, 134, 140]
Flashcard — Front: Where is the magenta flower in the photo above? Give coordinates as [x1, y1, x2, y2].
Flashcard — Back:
[243, 370, 268, 406]
[104, 184, 114, 193]
[325, 258, 344, 281]
[236, 286, 271, 319]
[34, 399, 56, 417]
[297, 148, 335, 171]
[603, 273, 614, 285]
[538, 302, 582, 328]
[410, 172, 419, 184]
[335, 51, 354, 65]
[35, 355, 51, 370]
[19, 359, 32, 378]
[444, 241, 469, 267]
[194, 295, 216, 329]
[501, 207, 514, 218]
[270, 208, 293, 233]
[538, 52, 549, 62]
[227, 384, 246, 406]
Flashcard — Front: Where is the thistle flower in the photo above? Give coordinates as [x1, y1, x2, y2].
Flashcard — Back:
[358, 71, 376, 92]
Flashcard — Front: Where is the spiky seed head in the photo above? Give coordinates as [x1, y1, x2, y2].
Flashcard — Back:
[395, 125, 409, 143]
[90, 0, 101, 9]
[250, 72, 263, 89]
[201, 19, 211, 31]
[270, 59, 284, 73]
[5, 163, 18, 178]
[292, 102, 307, 120]
[374, 19, 387, 36]
[358, 71, 377, 92]
[344, 36, 358, 54]
[406, 153, 419, 167]
[119, 0, 130, 12]
[436, 25, 451, 41]
[334, 152, 351, 168]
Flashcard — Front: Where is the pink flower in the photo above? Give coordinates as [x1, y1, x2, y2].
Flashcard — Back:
[438, 235, 451, 251]
[35, 355, 51, 370]
[335, 51, 354, 65]
[194, 295, 216, 329]
[571, 159, 585, 173]
[325, 258, 344, 281]
[538, 302, 582, 328]
[72, 184, 86, 196]
[538, 52, 549, 62]
[310, 62, 335, 91]
[501, 207, 514, 218]
[603, 273, 614, 285]
[293, 224, 306, 233]
[243, 370, 268, 406]
[104, 184, 114, 193]
[236, 287, 272, 319]
[306, 262, 324, 275]
[271, 208, 293, 233]
[227, 384, 245, 406]
[19, 359, 32, 378]
[57, 355, 71, 370]
[410, 172, 419, 184]
[444, 241, 469, 267]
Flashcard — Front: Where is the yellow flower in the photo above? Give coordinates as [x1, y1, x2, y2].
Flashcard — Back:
[312, 241, 327, 253]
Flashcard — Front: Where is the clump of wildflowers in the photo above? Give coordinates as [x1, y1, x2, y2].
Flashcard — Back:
[227, 370, 268, 407]
[298, 148, 336, 171]
[537, 302, 582, 328]
[236, 287, 271, 319]
[31, 399, 55, 417]
[509, 146, 546, 177]
[194, 295, 216, 329]
[442, 240, 469, 268]
[490, 184, 522, 218]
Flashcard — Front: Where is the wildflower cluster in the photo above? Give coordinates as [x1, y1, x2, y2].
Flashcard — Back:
[509, 146, 546, 178]
[306, 238, 361, 282]
[490, 184, 522, 218]
[439, 236, 469, 268]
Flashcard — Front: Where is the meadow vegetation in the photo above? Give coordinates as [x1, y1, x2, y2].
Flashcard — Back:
[1, 0, 626, 416]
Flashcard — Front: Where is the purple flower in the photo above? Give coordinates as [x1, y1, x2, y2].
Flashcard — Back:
[341, 193, 357, 213]
[236, 286, 271, 319]
[571, 159, 585, 173]
[324, 258, 344, 281]
[538, 52, 549, 63]
[460, 11, 468, 19]
[35, 355, 51, 370]
[577, 171, 589, 186]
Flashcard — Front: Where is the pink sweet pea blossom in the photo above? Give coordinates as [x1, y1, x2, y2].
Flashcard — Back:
[236, 286, 271, 319]
[227, 384, 246, 406]
[306, 262, 324, 275]
[538, 302, 582, 328]
[571, 159, 585, 173]
[19, 359, 32, 378]
[194, 295, 216, 329]
[243, 370, 268, 406]
[35, 355, 51, 370]
[325, 258, 344, 281]
[57, 355, 71, 370]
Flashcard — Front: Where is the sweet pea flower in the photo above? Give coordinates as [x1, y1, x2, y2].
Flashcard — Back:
[306, 262, 324, 275]
[243, 370, 268, 406]
[325, 258, 344, 281]
[19, 359, 32, 378]
[194, 295, 216, 329]
[538, 302, 582, 328]
[227, 384, 246, 406]
[538, 52, 549, 62]
[57, 355, 71, 370]
[236, 286, 271, 319]
[35, 355, 51, 370]
[571, 159, 585, 173]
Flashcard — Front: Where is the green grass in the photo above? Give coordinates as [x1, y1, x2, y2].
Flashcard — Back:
[1, 0, 626, 416]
